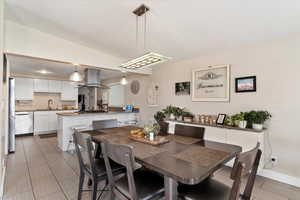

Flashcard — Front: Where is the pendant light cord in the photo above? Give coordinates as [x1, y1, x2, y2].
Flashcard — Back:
[144, 6, 147, 51]
[136, 15, 139, 49]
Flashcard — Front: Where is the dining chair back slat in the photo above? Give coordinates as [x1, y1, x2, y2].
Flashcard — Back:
[174, 124, 205, 139]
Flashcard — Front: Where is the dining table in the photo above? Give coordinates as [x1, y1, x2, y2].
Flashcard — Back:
[82, 126, 242, 200]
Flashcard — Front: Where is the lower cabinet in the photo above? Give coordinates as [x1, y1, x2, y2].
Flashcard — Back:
[34, 110, 77, 135]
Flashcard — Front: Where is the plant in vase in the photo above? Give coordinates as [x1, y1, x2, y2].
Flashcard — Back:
[182, 111, 194, 122]
[154, 111, 166, 122]
[232, 112, 247, 129]
[245, 110, 271, 130]
[163, 105, 177, 120]
[143, 123, 160, 141]
[174, 107, 184, 121]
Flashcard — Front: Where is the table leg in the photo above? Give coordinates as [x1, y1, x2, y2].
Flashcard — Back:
[164, 176, 178, 200]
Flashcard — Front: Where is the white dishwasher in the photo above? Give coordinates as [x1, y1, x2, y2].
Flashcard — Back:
[15, 112, 34, 136]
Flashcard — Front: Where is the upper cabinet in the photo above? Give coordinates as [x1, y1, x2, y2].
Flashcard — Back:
[15, 78, 34, 100]
[34, 79, 49, 92]
[34, 79, 62, 93]
[61, 81, 78, 101]
[15, 78, 77, 101]
[49, 80, 62, 93]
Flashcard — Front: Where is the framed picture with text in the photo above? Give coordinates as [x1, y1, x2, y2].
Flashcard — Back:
[192, 65, 230, 102]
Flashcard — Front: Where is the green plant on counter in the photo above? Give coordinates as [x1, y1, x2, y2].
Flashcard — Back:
[224, 116, 234, 126]
[245, 110, 272, 125]
[231, 112, 245, 121]
[174, 107, 184, 117]
[182, 111, 194, 118]
[162, 105, 178, 116]
[154, 111, 166, 122]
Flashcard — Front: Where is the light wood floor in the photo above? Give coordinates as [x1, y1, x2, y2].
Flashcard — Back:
[3, 136, 300, 200]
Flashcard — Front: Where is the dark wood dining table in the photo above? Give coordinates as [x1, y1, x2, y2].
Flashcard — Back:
[83, 126, 242, 200]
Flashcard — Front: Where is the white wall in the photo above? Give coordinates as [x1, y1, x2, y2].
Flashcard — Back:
[0, 0, 5, 196]
[4, 20, 124, 69]
[126, 34, 300, 180]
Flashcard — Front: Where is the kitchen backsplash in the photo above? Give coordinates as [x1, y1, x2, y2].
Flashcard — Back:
[16, 93, 76, 111]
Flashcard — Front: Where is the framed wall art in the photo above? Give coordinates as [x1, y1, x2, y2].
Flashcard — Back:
[235, 76, 256, 93]
[192, 65, 230, 102]
[175, 82, 190, 96]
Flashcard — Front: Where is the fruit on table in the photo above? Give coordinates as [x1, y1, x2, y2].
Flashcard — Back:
[130, 129, 144, 138]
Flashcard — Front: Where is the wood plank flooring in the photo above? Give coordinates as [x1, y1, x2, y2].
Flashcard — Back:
[3, 136, 300, 200]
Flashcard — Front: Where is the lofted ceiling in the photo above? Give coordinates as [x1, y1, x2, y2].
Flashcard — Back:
[7, 54, 127, 81]
[5, 0, 300, 61]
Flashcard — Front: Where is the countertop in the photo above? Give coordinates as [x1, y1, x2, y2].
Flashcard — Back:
[166, 119, 265, 133]
[57, 111, 139, 116]
[16, 109, 77, 112]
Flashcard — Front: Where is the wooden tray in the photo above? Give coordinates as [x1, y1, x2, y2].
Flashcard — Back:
[128, 135, 169, 146]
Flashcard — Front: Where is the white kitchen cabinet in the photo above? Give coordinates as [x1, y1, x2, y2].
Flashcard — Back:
[34, 111, 49, 133]
[48, 111, 58, 131]
[61, 81, 78, 101]
[34, 79, 49, 92]
[49, 80, 62, 93]
[15, 78, 34, 100]
[34, 110, 77, 134]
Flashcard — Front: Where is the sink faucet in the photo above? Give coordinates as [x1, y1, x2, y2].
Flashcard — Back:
[48, 99, 54, 110]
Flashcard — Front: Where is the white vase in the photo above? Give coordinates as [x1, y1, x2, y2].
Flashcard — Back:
[169, 114, 175, 120]
[253, 123, 263, 131]
[177, 116, 183, 121]
[238, 120, 247, 129]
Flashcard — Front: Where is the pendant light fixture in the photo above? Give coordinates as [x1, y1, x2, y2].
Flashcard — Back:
[120, 76, 128, 85]
[69, 64, 83, 82]
[120, 4, 170, 70]
[120, 72, 128, 85]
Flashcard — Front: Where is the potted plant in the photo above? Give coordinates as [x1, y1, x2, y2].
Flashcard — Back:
[154, 111, 166, 122]
[144, 123, 160, 140]
[175, 107, 184, 121]
[249, 111, 271, 130]
[182, 111, 194, 122]
[233, 112, 247, 129]
[163, 105, 177, 120]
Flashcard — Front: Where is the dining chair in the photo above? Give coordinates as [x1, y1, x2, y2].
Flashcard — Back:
[158, 121, 169, 135]
[73, 131, 125, 200]
[174, 124, 205, 139]
[178, 143, 262, 200]
[101, 140, 165, 200]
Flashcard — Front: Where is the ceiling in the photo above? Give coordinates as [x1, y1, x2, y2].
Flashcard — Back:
[7, 54, 126, 81]
[5, 0, 300, 61]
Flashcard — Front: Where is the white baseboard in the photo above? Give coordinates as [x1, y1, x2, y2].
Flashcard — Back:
[259, 169, 300, 188]
[0, 165, 6, 200]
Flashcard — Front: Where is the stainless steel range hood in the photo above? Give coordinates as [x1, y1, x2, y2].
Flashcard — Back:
[77, 69, 109, 89]
[84, 69, 101, 87]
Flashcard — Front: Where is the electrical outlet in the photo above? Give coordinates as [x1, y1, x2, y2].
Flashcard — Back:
[271, 156, 278, 166]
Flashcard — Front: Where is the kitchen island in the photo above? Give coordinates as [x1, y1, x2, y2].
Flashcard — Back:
[57, 111, 138, 151]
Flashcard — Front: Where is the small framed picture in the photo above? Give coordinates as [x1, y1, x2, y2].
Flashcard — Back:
[216, 114, 226, 125]
[175, 82, 191, 96]
[235, 76, 256, 93]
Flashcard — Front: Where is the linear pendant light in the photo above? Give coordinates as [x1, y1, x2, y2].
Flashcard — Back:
[120, 4, 170, 70]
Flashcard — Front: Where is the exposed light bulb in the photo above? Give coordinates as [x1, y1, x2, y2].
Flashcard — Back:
[120, 76, 128, 85]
